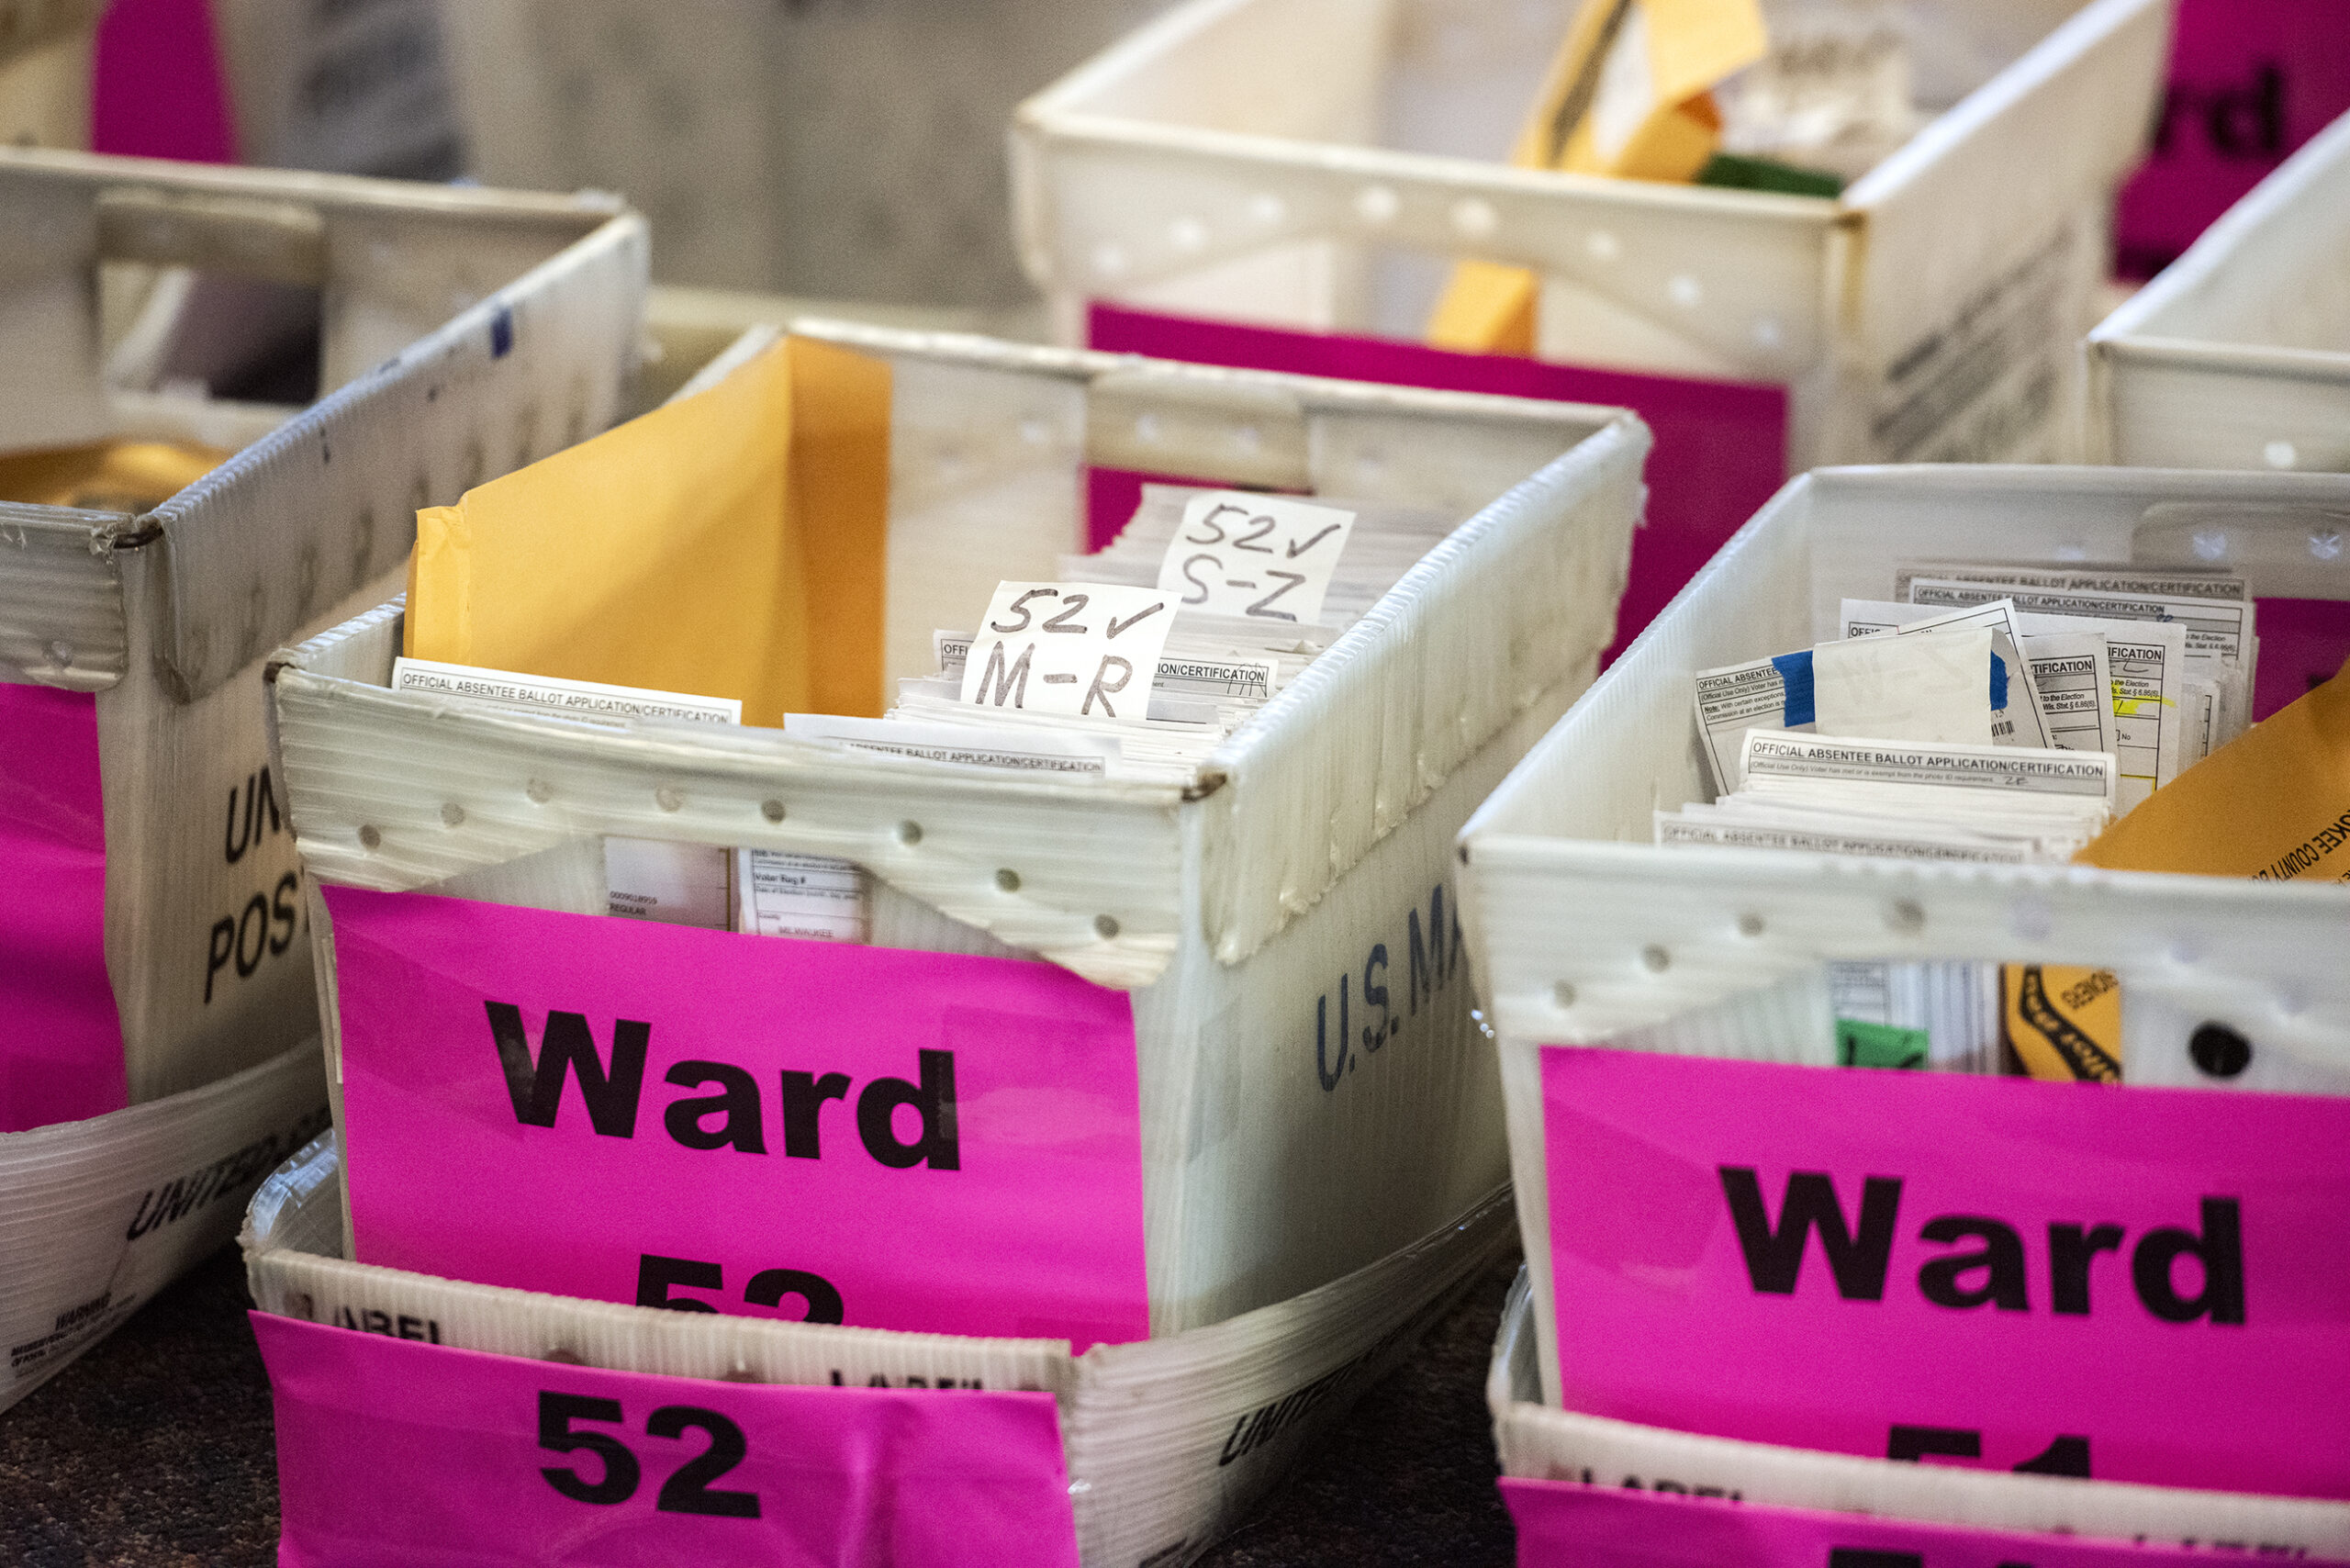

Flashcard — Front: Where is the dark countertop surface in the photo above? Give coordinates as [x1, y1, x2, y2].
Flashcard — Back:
[0, 1246, 1518, 1566]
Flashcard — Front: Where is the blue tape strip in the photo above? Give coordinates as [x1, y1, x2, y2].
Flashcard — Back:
[1772, 650, 1815, 728]
[1990, 649, 2009, 711]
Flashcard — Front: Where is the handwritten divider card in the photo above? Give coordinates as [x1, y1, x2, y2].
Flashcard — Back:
[325, 886, 1152, 1350]
[957, 582, 1181, 723]
[1154, 491, 1357, 624]
[257, 1314, 1082, 1568]
[1539, 1047, 2350, 1500]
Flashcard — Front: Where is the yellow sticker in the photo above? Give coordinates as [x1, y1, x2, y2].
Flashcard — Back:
[1425, 0, 1767, 353]
[2001, 964, 2122, 1082]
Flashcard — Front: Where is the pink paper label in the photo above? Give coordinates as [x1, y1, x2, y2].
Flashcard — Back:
[0, 683, 124, 1131]
[1539, 1047, 2350, 1499]
[1088, 304, 1787, 667]
[2112, 0, 2350, 279]
[325, 886, 1152, 1349]
[2250, 599, 2350, 722]
[1502, 1478, 2350, 1568]
[255, 1311, 1081, 1568]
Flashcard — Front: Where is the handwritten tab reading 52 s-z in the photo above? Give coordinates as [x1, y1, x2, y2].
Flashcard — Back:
[1156, 492, 1357, 625]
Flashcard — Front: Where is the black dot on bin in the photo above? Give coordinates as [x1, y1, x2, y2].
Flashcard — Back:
[2188, 1023, 2251, 1079]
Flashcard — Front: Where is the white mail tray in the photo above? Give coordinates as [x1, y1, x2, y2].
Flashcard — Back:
[1014, 0, 2171, 467]
[267, 320, 1646, 1336]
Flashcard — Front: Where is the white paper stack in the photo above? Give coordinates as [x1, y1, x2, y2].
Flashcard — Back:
[870, 487, 1453, 784]
[1656, 551, 2263, 1070]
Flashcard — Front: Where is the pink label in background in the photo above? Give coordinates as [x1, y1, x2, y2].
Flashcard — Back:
[256, 1312, 1081, 1568]
[2112, 0, 2350, 280]
[0, 684, 124, 1132]
[326, 887, 1151, 1349]
[1501, 1479, 2350, 1568]
[2251, 599, 2350, 722]
[1539, 1047, 2350, 1500]
[1088, 304, 1788, 667]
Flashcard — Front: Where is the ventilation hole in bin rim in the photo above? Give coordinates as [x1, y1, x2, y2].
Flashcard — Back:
[2312, 530, 2343, 562]
[1232, 423, 1262, 455]
[1751, 318, 1784, 350]
[45, 640, 72, 668]
[440, 802, 466, 828]
[2192, 529, 2230, 563]
[1353, 185, 1399, 225]
[358, 825, 382, 850]
[1668, 274, 1703, 309]
[1093, 913, 1121, 940]
[655, 787, 684, 812]
[760, 799, 786, 823]
[1169, 216, 1209, 253]
[1090, 241, 1129, 281]
[1449, 197, 1497, 240]
[1551, 981, 1577, 1009]
[2264, 440, 2299, 470]
[1736, 913, 1765, 938]
[1248, 192, 1287, 227]
[1640, 945, 1670, 973]
[995, 868, 1021, 892]
[1887, 900, 1925, 935]
[1585, 230, 1620, 262]
[525, 778, 554, 804]
[2010, 897, 2053, 942]
[1019, 416, 1051, 446]
[896, 820, 923, 846]
[1135, 412, 1162, 445]
[2188, 1023, 2251, 1080]
[2167, 937, 2201, 966]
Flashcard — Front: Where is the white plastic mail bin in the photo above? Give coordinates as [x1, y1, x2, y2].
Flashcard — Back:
[267, 320, 1646, 1337]
[2087, 109, 2350, 473]
[1454, 463, 2350, 1417]
[1014, 0, 2172, 467]
[0, 1, 104, 151]
[1486, 1270, 2350, 1559]
[244, 1135, 1513, 1568]
[0, 148, 646, 1412]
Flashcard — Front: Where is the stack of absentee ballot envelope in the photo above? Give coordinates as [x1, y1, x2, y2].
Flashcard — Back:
[1674, 561, 2257, 1074]
[0, 148, 645, 1413]
[247, 321, 1648, 1563]
[1459, 465, 2350, 1567]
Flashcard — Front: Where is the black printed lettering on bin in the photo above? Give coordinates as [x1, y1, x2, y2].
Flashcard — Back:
[1718, 1169, 1902, 1300]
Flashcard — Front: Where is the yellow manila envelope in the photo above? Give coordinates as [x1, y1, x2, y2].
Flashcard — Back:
[1427, 0, 1767, 353]
[407, 335, 891, 722]
[0, 439, 228, 511]
[2075, 655, 2350, 883]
